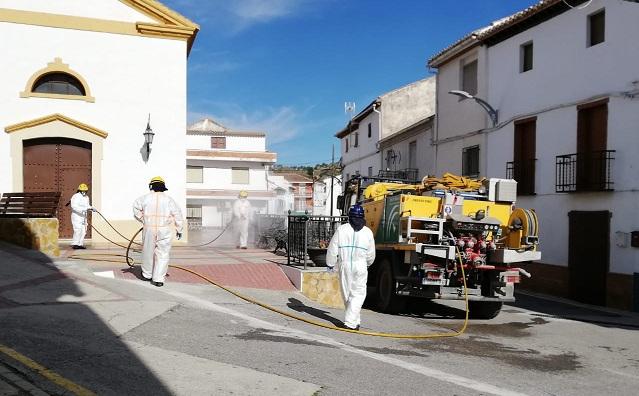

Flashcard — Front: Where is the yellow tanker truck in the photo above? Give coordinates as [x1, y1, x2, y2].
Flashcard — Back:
[337, 173, 540, 319]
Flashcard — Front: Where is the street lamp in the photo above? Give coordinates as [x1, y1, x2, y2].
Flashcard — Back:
[448, 90, 499, 127]
[143, 114, 155, 159]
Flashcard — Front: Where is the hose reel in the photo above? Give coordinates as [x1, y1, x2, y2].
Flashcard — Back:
[506, 208, 539, 250]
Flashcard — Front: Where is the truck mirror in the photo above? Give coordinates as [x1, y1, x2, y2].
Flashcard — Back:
[336, 195, 344, 211]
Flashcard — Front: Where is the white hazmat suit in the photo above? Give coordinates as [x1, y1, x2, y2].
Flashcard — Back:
[133, 192, 184, 283]
[70, 192, 91, 247]
[326, 222, 376, 329]
[232, 198, 252, 248]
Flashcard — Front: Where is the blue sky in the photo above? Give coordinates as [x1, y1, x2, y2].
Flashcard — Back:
[163, 0, 538, 165]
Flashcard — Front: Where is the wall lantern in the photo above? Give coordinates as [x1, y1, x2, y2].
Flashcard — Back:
[448, 90, 499, 127]
[143, 114, 155, 159]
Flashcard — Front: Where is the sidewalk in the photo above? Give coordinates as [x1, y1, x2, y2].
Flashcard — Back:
[0, 241, 319, 395]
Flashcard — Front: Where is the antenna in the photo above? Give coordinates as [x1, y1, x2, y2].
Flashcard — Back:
[344, 102, 356, 120]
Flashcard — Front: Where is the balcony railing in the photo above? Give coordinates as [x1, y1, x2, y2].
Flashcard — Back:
[506, 159, 536, 195]
[377, 168, 419, 182]
[555, 150, 615, 193]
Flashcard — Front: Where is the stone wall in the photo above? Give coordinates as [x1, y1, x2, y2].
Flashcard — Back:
[0, 218, 59, 257]
[301, 271, 344, 309]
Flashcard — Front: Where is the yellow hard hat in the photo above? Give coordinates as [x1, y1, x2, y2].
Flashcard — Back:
[239, 190, 248, 198]
[78, 183, 89, 191]
[149, 176, 165, 184]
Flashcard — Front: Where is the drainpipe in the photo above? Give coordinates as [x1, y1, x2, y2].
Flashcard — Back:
[372, 100, 382, 172]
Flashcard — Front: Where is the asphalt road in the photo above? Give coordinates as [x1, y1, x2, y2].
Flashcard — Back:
[1, 244, 638, 395]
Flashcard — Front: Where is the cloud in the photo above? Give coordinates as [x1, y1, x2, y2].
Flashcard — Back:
[166, 0, 319, 34]
[188, 104, 314, 144]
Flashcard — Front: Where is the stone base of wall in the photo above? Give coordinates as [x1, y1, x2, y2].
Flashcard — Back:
[0, 218, 59, 257]
[520, 262, 634, 311]
[301, 271, 345, 309]
[280, 266, 345, 309]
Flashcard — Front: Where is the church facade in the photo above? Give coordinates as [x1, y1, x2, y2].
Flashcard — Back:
[0, 0, 198, 241]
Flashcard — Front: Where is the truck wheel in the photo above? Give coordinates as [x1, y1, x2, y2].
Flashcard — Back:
[468, 301, 503, 319]
[376, 258, 406, 313]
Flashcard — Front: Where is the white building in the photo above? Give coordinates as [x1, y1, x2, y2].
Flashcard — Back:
[429, 0, 639, 310]
[0, 0, 198, 242]
[378, 116, 435, 182]
[186, 118, 277, 228]
[267, 174, 295, 215]
[312, 175, 342, 216]
[335, 77, 436, 182]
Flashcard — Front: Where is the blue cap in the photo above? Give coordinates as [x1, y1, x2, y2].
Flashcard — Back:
[348, 204, 365, 218]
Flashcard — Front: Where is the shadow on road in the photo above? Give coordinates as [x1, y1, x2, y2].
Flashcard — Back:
[508, 292, 639, 330]
[286, 297, 344, 327]
[0, 241, 172, 395]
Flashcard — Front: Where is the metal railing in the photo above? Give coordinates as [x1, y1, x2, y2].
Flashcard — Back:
[287, 213, 347, 269]
[377, 168, 419, 182]
[506, 159, 536, 195]
[556, 150, 615, 193]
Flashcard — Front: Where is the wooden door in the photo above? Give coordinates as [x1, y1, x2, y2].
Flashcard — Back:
[577, 101, 608, 190]
[23, 138, 92, 238]
[514, 118, 536, 195]
[568, 211, 609, 306]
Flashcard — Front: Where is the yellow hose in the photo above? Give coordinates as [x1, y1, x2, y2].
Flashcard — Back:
[72, 226, 470, 339]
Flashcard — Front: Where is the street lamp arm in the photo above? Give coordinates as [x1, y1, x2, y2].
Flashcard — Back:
[447, 90, 498, 127]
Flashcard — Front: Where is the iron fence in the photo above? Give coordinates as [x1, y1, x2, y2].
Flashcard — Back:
[287, 213, 347, 269]
[556, 150, 615, 193]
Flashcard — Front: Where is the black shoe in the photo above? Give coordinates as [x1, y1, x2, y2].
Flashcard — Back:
[339, 323, 359, 331]
[71, 245, 80, 250]
[151, 281, 164, 287]
[77, 246, 86, 250]
[141, 275, 151, 282]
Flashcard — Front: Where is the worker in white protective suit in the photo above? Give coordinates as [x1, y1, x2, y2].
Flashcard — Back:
[232, 190, 252, 249]
[133, 176, 184, 287]
[326, 204, 376, 330]
[70, 183, 93, 250]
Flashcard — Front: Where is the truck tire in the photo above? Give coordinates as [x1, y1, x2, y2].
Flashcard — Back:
[468, 301, 503, 319]
[376, 258, 406, 313]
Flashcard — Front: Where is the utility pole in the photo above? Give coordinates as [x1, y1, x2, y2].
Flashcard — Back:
[330, 144, 335, 217]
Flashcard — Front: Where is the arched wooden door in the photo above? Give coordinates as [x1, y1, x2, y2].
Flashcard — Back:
[23, 138, 92, 238]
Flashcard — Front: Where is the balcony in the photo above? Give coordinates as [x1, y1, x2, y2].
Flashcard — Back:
[377, 168, 419, 182]
[506, 159, 536, 195]
[555, 150, 615, 193]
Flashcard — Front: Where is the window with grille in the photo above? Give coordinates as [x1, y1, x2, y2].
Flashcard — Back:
[186, 166, 203, 183]
[186, 206, 202, 219]
[345, 138, 349, 153]
[354, 132, 359, 147]
[232, 167, 249, 184]
[211, 136, 226, 149]
[461, 59, 478, 95]
[462, 145, 480, 178]
[368, 123, 372, 138]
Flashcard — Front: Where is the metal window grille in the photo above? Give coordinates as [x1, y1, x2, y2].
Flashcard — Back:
[462, 145, 480, 178]
[555, 150, 615, 192]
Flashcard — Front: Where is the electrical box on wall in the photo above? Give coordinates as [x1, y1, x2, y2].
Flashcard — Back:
[631, 231, 639, 248]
